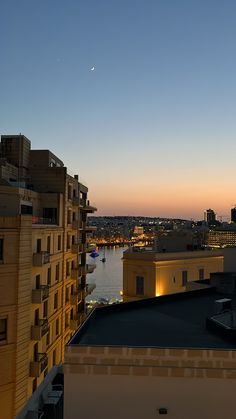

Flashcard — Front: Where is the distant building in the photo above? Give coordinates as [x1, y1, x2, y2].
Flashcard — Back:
[64, 286, 236, 419]
[204, 209, 216, 225]
[123, 247, 224, 302]
[231, 207, 236, 223]
[208, 227, 236, 248]
[0, 134, 96, 419]
[133, 226, 144, 235]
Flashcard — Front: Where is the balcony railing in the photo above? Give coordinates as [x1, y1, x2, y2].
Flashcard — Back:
[31, 319, 49, 340]
[32, 285, 49, 304]
[85, 283, 96, 296]
[86, 264, 96, 274]
[33, 251, 50, 266]
[32, 217, 57, 225]
[79, 265, 86, 276]
[79, 199, 97, 213]
[30, 353, 48, 377]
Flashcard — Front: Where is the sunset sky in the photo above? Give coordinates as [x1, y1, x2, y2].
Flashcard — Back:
[1, 1, 236, 219]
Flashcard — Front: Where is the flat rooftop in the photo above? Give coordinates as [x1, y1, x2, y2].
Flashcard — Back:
[69, 288, 236, 350]
[123, 247, 223, 261]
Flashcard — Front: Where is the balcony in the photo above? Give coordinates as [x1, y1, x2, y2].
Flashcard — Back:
[32, 285, 49, 304]
[79, 265, 86, 276]
[86, 264, 96, 274]
[33, 251, 50, 266]
[79, 222, 96, 233]
[78, 245, 84, 254]
[30, 353, 48, 377]
[85, 283, 96, 296]
[31, 319, 49, 341]
[32, 217, 58, 225]
[85, 225, 97, 233]
[79, 199, 97, 213]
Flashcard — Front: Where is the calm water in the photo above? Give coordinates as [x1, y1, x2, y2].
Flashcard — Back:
[86, 246, 127, 301]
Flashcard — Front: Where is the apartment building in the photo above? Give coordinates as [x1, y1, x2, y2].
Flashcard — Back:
[0, 134, 96, 419]
[123, 247, 224, 302]
[64, 287, 236, 419]
[208, 227, 236, 248]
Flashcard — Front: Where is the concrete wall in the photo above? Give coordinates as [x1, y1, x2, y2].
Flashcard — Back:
[64, 346, 236, 419]
[64, 373, 236, 419]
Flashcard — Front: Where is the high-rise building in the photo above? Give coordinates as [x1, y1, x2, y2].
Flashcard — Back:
[204, 209, 216, 225]
[0, 134, 96, 419]
[231, 207, 236, 223]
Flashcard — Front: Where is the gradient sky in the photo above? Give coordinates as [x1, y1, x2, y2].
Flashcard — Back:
[1, 0, 236, 219]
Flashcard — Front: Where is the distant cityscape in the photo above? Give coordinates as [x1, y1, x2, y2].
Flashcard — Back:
[88, 207, 236, 248]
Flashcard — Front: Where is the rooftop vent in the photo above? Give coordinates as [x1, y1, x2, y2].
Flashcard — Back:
[206, 299, 236, 342]
[215, 298, 232, 314]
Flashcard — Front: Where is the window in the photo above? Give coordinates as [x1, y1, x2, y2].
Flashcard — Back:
[55, 264, 60, 282]
[43, 208, 57, 223]
[46, 328, 50, 347]
[0, 319, 7, 341]
[182, 271, 188, 286]
[54, 292, 58, 310]
[21, 204, 33, 215]
[56, 318, 59, 335]
[68, 184, 72, 200]
[43, 301, 48, 318]
[0, 238, 3, 262]
[66, 287, 70, 303]
[35, 275, 40, 289]
[47, 236, 51, 253]
[136, 276, 144, 295]
[36, 239, 41, 253]
[66, 261, 70, 277]
[199, 269, 204, 280]
[34, 309, 39, 325]
[53, 349, 57, 366]
[67, 234, 70, 249]
[47, 267, 51, 286]
[58, 235, 61, 251]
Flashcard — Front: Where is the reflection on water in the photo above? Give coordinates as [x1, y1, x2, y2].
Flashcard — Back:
[86, 246, 127, 300]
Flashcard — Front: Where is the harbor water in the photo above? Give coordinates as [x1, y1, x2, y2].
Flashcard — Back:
[86, 246, 127, 301]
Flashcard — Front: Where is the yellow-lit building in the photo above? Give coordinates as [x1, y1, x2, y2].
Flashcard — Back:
[208, 228, 236, 248]
[0, 134, 96, 419]
[123, 247, 224, 301]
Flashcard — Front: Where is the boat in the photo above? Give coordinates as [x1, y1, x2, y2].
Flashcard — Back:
[100, 247, 106, 263]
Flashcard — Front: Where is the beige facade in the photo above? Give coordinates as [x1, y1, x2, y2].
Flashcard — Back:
[0, 135, 96, 418]
[123, 248, 224, 301]
[64, 345, 236, 419]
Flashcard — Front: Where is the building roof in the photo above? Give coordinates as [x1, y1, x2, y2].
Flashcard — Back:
[69, 288, 236, 350]
[123, 247, 223, 261]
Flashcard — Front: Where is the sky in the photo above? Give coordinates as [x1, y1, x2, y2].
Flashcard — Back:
[1, 0, 236, 220]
